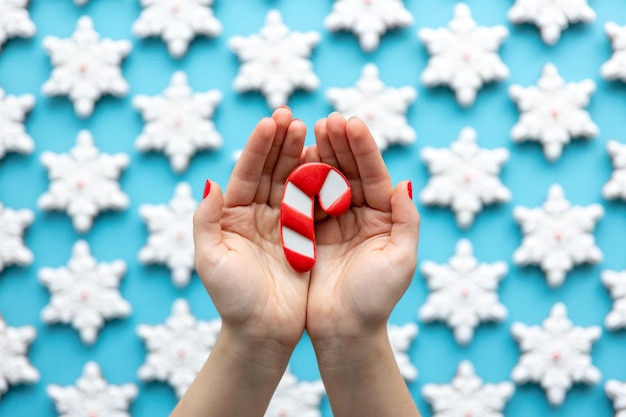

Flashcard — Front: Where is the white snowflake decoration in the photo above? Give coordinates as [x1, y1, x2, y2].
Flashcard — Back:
[511, 303, 601, 406]
[388, 322, 418, 381]
[38, 130, 130, 233]
[0, 203, 34, 274]
[47, 361, 137, 417]
[606, 379, 626, 417]
[423, 360, 514, 417]
[420, 127, 511, 228]
[0, 0, 36, 52]
[601, 270, 626, 330]
[138, 182, 197, 287]
[73, 0, 89, 5]
[0, 88, 35, 163]
[266, 368, 325, 417]
[418, 3, 509, 107]
[137, 299, 221, 398]
[602, 23, 626, 82]
[508, 0, 595, 45]
[42, 16, 132, 118]
[134, 71, 223, 172]
[133, 0, 222, 58]
[229, 10, 320, 109]
[39, 240, 131, 345]
[326, 63, 416, 151]
[324, 0, 413, 52]
[419, 239, 508, 345]
[0, 316, 39, 400]
[513, 184, 603, 288]
[603, 140, 626, 201]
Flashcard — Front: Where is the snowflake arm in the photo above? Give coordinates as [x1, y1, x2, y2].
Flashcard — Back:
[602, 23, 626, 82]
[0, 88, 35, 162]
[602, 270, 626, 330]
[266, 368, 325, 417]
[0, 317, 39, 400]
[0, 0, 36, 52]
[606, 380, 626, 417]
[0, 203, 34, 274]
[389, 322, 418, 381]
[603, 140, 626, 201]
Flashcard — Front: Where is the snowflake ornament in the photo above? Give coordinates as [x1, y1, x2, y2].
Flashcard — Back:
[511, 303, 601, 406]
[389, 322, 418, 381]
[418, 3, 509, 107]
[326, 64, 416, 151]
[324, 0, 413, 52]
[137, 298, 221, 398]
[266, 368, 325, 417]
[0, 88, 35, 163]
[133, 0, 222, 58]
[134, 71, 223, 172]
[229, 10, 320, 109]
[602, 23, 626, 82]
[419, 239, 508, 345]
[138, 182, 197, 287]
[508, 0, 595, 45]
[0, 0, 36, 53]
[513, 184, 603, 288]
[602, 270, 626, 330]
[42, 16, 132, 118]
[606, 379, 626, 417]
[73, 0, 89, 5]
[0, 316, 39, 400]
[420, 127, 510, 228]
[38, 130, 130, 233]
[0, 203, 34, 274]
[47, 361, 137, 417]
[603, 140, 626, 201]
[422, 360, 514, 417]
[39, 240, 131, 345]
[509, 63, 598, 161]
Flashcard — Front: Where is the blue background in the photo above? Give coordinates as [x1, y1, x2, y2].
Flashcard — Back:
[1, 0, 626, 415]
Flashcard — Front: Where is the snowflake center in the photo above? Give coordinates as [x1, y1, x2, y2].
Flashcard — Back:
[463, 173, 472, 183]
[177, 348, 186, 358]
[173, 117, 183, 127]
[176, 231, 186, 241]
[462, 51, 472, 62]
[80, 290, 90, 301]
[271, 56, 281, 66]
[76, 179, 86, 189]
[464, 411, 473, 417]
[551, 109, 559, 119]
[89, 411, 99, 417]
[365, 111, 376, 121]
[553, 230, 563, 241]
[363, 0, 373, 5]
[279, 409, 288, 417]
[79, 63, 89, 73]
[171, 4, 180, 13]
[461, 288, 470, 299]
[552, 350, 561, 362]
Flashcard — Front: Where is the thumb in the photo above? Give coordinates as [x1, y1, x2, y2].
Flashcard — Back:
[388, 181, 420, 267]
[193, 180, 228, 268]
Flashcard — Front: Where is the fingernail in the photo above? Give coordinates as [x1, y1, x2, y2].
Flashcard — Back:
[278, 105, 291, 110]
[203, 180, 211, 199]
[407, 181, 413, 200]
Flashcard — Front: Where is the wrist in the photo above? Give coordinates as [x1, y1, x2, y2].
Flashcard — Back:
[311, 325, 391, 369]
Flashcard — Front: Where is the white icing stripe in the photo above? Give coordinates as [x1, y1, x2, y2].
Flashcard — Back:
[282, 226, 314, 259]
[283, 182, 313, 218]
[319, 169, 349, 210]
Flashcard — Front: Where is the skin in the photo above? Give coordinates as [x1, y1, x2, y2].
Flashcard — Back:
[171, 108, 421, 417]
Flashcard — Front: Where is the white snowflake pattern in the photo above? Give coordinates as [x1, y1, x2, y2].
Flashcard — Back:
[326, 63, 416, 151]
[0, 316, 39, 400]
[0, 0, 36, 52]
[229, 10, 320, 109]
[419, 239, 508, 345]
[420, 127, 510, 228]
[606, 380, 626, 417]
[324, 0, 413, 52]
[42, 16, 132, 118]
[418, 3, 509, 107]
[603, 140, 626, 201]
[508, 0, 595, 45]
[602, 270, 626, 330]
[422, 360, 514, 417]
[38, 130, 130, 233]
[0, 203, 34, 274]
[133, 0, 222, 58]
[47, 361, 137, 417]
[73, 0, 89, 5]
[513, 184, 603, 288]
[511, 303, 601, 406]
[602, 23, 626, 82]
[137, 298, 221, 398]
[388, 322, 418, 381]
[509, 63, 598, 161]
[266, 368, 325, 417]
[0, 88, 35, 163]
[134, 71, 223, 172]
[39, 240, 131, 345]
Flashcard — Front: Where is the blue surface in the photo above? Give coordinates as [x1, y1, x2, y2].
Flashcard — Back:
[1, 0, 626, 416]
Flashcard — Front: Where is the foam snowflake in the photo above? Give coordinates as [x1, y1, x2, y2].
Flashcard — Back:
[229, 10, 320, 109]
[418, 3, 509, 107]
[513, 184, 603, 288]
[0, 0, 36, 52]
[324, 0, 413, 52]
[511, 303, 601, 406]
[42, 16, 132, 118]
[602, 23, 626, 82]
[0, 316, 39, 400]
[326, 63, 416, 151]
[47, 361, 137, 417]
[602, 270, 626, 330]
[606, 379, 626, 417]
[39, 240, 131, 345]
[138, 182, 196, 287]
[0, 203, 34, 274]
[134, 71, 223, 172]
[133, 0, 222, 58]
[422, 360, 514, 417]
[73, 0, 89, 5]
[389, 322, 418, 381]
[420, 127, 510, 228]
[0, 88, 35, 163]
[509, 63, 598, 161]
[603, 140, 626, 201]
[38, 130, 130, 233]
[137, 299, 221, 398]
[508, 0, 595, 45]
[419, 239, 508, 345]
[266, 368, 325, 417]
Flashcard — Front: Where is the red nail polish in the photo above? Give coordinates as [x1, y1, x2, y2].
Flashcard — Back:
[407, 181, 413, 200]
[203, 180, 211, 199]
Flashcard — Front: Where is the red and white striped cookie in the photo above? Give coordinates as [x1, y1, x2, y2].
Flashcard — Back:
[280, 163, 352, 273]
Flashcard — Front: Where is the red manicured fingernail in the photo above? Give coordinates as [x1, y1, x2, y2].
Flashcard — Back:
[407, 181, 413, 200]
[203, 180, 211, 199]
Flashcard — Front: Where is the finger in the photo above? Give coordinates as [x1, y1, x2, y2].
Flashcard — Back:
[301, 145, 321, 164]
[326, 113, 365, 205]
[386, 181, 420, 269]
[224, 117, 276, 207]
[345, 116, 393, 211]
[314, 118, 339, 168]
[193, 181, 228, 272]
[268, 119, 307, 207]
